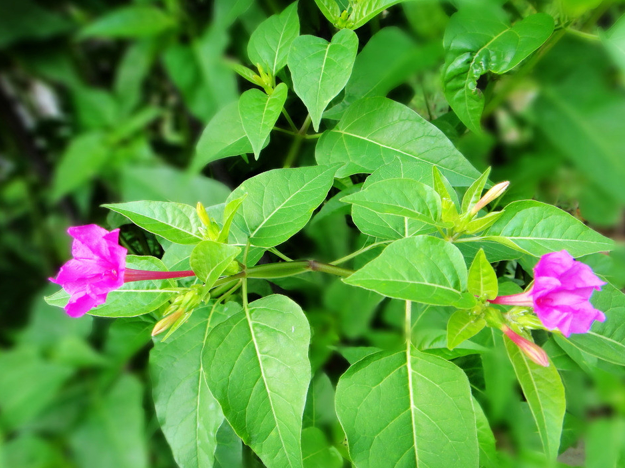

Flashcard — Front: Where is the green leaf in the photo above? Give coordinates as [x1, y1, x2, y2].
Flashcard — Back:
[46, 256, 178, 318]
[605, 14, 625, 73]
[313, 0, 340, 24]
[566, 283, 625, 366]
[70, 375, 147, 468]
[316, 97, 481, 185]
[303, 372, 337, 429]
[349, 0, 411, 30]
[121, 165, 230, 207]
[0, 347, 73, 430]
[52, 132, 109, 201]
[447, 310, 486, 350]
[483, 200, 614, 257]
[288, 29, 358, 131]
[79, 5, 175, 39]
[348, 159, 438, 240]
[474, 398, 498, 468]
[228, 165, 337, 248]
[104, 201, 203, 245]
[465, 211, 504, 235]
[204, 295, 311, 468]
[218, 196, 246, 243]
[190, 241, 241, 287]
[442, 11, 554, 133]
[504, 336, 565, 460]
[239, 83, 288, 159]
[191, 101, 255, 172]
[214, 421, 243, 468]
[248, 2, 300, 76]
[534, 74, 625, 205]
[461, 167, 490, 214]
[114, 39, 158, 116]
[151, 303, 242, 468]
[335, 345, 479, 467]
[467, 249, 498, 299]
[326, 28, 440, 120]
[214, 0, 254, 27]
[344, 236, 468, 306]
[0, 0, 71, 48]
[342, 178, 443, 227]
[302, 427, 343, 468]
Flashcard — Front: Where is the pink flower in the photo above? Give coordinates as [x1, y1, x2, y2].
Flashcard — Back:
[50, 225, 127, 318]
[50, 225, 196, 318]
[490, 250, 606, 337]
[502, 325, 550, 367]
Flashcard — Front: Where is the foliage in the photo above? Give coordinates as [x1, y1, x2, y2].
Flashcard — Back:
[2, 0, 625, 467]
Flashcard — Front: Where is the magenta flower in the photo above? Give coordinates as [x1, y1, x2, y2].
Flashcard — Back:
[490, 250, 606, 337]
[50, 225, 195, 318]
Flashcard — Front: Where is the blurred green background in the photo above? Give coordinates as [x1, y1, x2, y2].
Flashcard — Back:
[1, 0, 624, 467]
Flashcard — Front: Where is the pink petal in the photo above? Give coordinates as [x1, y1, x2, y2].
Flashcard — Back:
[559, 261, 606, 291]
[65, 292, 105, 318]
[534, 250, 574, 278]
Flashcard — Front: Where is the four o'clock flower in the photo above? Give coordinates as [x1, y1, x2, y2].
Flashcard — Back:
[490, 250, 606, 337]
[50, 225, 195, 318]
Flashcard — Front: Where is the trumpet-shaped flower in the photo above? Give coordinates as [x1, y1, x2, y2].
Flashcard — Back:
[490, 250, 606, 337]
[50, 225, 195, 318]
[50, 225, 127, 318]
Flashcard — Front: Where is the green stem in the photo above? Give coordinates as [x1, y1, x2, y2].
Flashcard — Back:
[565, 28, 600, 41]
[330, 240, 392, 265]
[273, 126, 297, 136]
[283, 133, 304, 168]
[269, 247, 293, 262]
[210, 259, 354, 291]
[281, 109, 298, 133]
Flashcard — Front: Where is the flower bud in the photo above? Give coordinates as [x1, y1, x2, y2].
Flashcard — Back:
[501, 325, 549, 367]
[152, 310, 184, 336]
[471, 181, 510, 215]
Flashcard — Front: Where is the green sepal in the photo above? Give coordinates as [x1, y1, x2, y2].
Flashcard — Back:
[467, 249, 498, 300]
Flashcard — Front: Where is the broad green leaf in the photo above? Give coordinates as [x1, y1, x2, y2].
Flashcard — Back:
[303, 372, 337, 429]
[204, 295, 311, 468]
[0, 347, 73, 430]
[218, 196, 246, 243]
[534, 73, 625, 205]
[214, 421, 243, 468]
[467, 249, 498, 299]
[325, 28, 442, 119]
[474, 398, 498, 468]
[336, 345, 479, 468]
[151, 303, 242, 468]
[349, 0, 410, 30]
[342, 178, 443, 227]
[316, 97, 481, 185]
[461, 167, 490, 214]
[302, 427, 342, 468]
[70, 375, 147, 468]
[52, 132, 109, 200]
[214, 0, 254, 27]
[483, 200, 614, 257]
[349, 159, 439, 240]
[447, 310, 486, 349]
[228, 165, 337, 248]
[121, 165, 230, 207]
[288, 29, 358, 131]
[566, 283, 625, 366]
[46, 256, 178, 318]
[432, 166, 460, 208]
[605, 14, 625, 73]
[248, 2, 300, 76]
[465, 211, 504, 235]
[324, 280, 384, 339]
[442, 11, 554, 133]
[115, 39, 158, 116]
[504, 337, 565, 460]
[345, 236, 468, 306]
[315, 0, 341, 24]
[0, 0, 71, 48]
[191, 101, 254, 172]
[313, 0, 341, 25]
[239, 83, 288, 159]
[190, 241, 241, 287]
[79, 5, 175, 39]
[586, 418, 625, 468]
[104, 201, 203, 245]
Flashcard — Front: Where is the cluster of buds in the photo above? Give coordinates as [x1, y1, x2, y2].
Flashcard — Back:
[152, 286, 204, 338]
